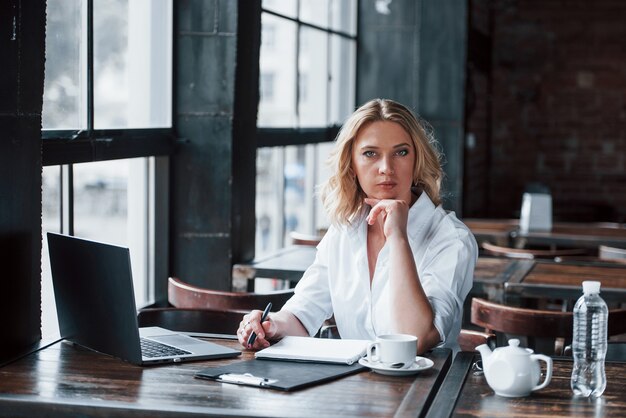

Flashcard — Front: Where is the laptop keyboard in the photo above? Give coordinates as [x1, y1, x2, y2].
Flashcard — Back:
[140, 338, 191, 358]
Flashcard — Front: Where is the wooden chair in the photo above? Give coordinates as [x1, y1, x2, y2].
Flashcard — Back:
[481, 242, 588, 260]
[138, 307, 246, 335]
[458, 329, 496, 352]
[599, 245, 626, 264]
[168, 276, 294, 311]
[471, 297, 626, 357]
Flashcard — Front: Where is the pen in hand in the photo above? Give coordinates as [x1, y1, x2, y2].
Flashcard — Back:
[247, 302, 272, 347]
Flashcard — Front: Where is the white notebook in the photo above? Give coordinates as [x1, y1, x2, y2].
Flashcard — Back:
[255, 336, 370, 365]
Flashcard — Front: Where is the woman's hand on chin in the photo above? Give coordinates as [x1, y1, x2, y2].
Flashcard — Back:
[364, 198, 409, 239]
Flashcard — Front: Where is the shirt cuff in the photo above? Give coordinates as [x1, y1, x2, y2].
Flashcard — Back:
[281, 299, 324, 337]
[429, 297, 449, 345]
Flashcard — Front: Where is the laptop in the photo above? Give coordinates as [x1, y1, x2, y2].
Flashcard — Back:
[47, 232, 241, 366]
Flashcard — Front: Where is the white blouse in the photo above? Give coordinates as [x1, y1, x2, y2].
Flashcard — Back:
[281, 192, 478, 352]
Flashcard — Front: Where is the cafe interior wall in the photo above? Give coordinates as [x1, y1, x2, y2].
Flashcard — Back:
[0, 1, 46, 363]
[464, 0, 626, 223]
[358, 0, 468, 214]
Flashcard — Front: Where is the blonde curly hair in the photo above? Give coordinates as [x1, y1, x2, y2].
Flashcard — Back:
[320, 98, 442, 226]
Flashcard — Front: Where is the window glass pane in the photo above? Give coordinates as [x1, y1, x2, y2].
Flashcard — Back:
[255, 144, 333, 256]
[258, 14, 297, 127]
[256, 148, 284, 257]
[262, 0, 297, 18]
[283, 145, 309, 240]
[255, 2, 357, 258]
[42, 0, 85, 130]
[330, 0, 357, 35]
[314, 142, 333, 231]
[94, 0, 172, 129]
[329, 34, 356, 125]
[300, 0, 329, 28]
[42, 167, 62, 339]
[73, 158, 151, 306]
[299, 28, 328, 127]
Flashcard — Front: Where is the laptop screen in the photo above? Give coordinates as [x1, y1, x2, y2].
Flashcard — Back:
[47, 233, 143, 364]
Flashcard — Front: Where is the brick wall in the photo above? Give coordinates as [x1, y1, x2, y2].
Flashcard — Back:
[464, 0, 626, 222]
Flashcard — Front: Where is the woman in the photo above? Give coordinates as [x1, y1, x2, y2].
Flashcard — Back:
[238, 99, 477, 354]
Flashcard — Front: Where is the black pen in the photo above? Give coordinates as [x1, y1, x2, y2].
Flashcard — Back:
[247, 302, 272, 347]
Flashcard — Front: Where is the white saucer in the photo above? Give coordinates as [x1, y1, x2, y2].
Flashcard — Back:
[358, 356, 434, 376]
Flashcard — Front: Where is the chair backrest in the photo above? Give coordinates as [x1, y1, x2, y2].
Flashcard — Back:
[599, 245, 626, 264]
[138, 307, 246, 335]
[471, 298, 626, 354]
[481, 242, 588, 260]
[458, 329, 496, 352]
[471, 298, 574, 338]
[168, 277, 294, 311]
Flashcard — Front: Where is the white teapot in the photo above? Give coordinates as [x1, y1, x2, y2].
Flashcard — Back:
[476, 338, 552, 397]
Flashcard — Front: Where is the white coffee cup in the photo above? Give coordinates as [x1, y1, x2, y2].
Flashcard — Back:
[367, 334, 418, 366]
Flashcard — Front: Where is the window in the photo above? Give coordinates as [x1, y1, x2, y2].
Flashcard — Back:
[256, 0, 357, 258]
[262, 24, 276, 50]
[260, 72, 275, 102]
[41, 0, 173, 339]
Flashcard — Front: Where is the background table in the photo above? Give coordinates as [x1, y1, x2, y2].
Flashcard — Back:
[427, 352, 626, 417]
[0, 337, 452, 417]
[237, 243, 626, 309]
[237, 246, 531, 297]
[234, 245, 317, 290]
[505, 259, 626, 304]
[464, 218, 626, 250]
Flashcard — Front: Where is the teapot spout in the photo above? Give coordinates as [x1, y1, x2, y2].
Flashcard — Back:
[476, 343, 493, 363]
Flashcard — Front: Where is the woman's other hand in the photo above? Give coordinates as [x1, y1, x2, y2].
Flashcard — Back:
[364, 197, 409, 240]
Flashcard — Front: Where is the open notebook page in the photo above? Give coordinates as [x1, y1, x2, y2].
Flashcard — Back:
[255, 336, 371, 365]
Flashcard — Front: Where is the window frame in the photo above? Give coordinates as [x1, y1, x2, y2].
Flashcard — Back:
[253, 2, 357, 255]
[257, 6, 357, 146]
[42, 0, 175, 165]
[41, 0, 175, 306]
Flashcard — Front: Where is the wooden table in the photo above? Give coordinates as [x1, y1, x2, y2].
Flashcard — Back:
[464, 218, 520, 246]
[472, 257, 535, 302]
[0, 337, 452, 417]
[427, 352, 626, 417]
[515, 223, 626, 250]
[234, 245, 317, 290]
[236, 244, 626, 306]
[236, 244, 532, 297]
[464, 218, 626, 250]
[506, 259, 626, 304]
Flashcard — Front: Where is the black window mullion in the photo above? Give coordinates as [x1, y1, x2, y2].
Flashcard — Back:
[87, 0, 94, 133]
[295, 0, 301, 125]
[262, 8, 356, 40]
[60, 165, 75, 236]
[257, 126, 340, 148]
[42, 129, 175, 166]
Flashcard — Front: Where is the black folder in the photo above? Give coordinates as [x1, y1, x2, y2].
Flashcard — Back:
[195, 359, 366, 391]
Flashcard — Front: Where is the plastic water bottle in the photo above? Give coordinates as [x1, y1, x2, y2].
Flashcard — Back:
[570, 280, 608, 398]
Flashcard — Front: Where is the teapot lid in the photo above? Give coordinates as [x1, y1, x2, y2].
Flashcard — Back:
[499, 339, 531, 355]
